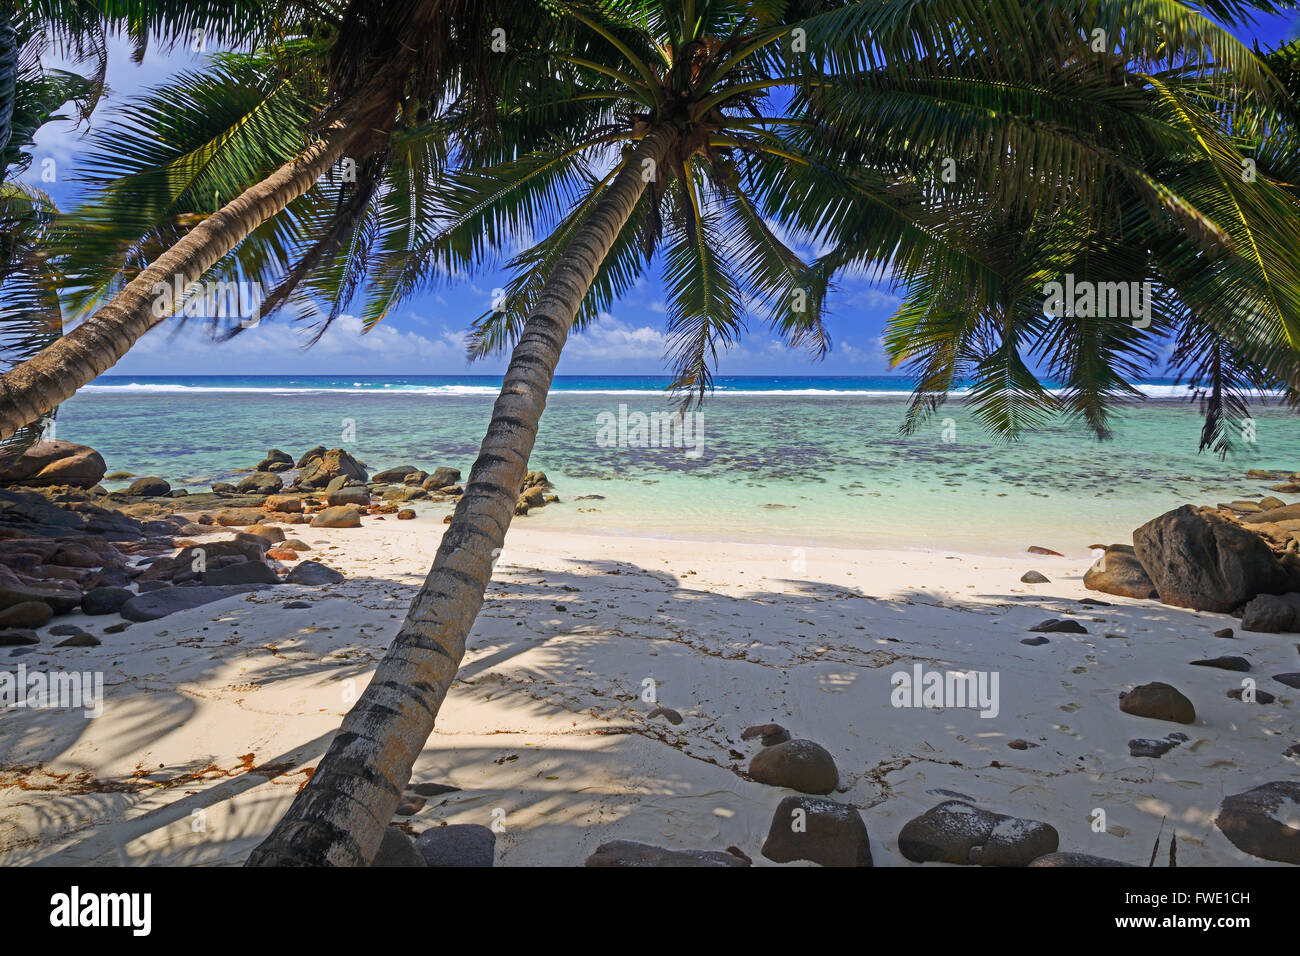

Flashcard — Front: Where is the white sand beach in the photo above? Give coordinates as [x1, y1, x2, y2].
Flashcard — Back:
[2, 517, 1295, 866]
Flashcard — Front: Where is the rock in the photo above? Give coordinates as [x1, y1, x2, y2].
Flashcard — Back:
[383, 486, 426, 502]
[1260, 496, 1287, 510]
[1240, 592, 1300, 633]
[262, 495, 302, 514]
[286, 561, 344, 585]
[295, 445, 326, 468]
[1027, 545, 1062, 556]
[394, 795, 426, 816]
[283, 539, 309, 551]
[520, 485, 547, 507]
[1215, 781, 1300, 864]
[236, 472, 283, 495]
[0, 600, 53, 629]
[120, 584, 273, 621]
[372, 466, 420, 483]
[55, 632, 100, 647]
[295, 449, 367, 491]
[1020, 636, 1049, 646]
[396, 509, 415, 520]
[0, 629, 38, 646]
[267, 547, 298, 561]
[584, 840, 749, 867]
[310, 506, 361, 529]
[1128, 733, 1188, 758]
[126, 476, 170, 497]
[211, 482, 236, 494]
[1228, 687, 1275, 704]
[326, 486, 370, 508]
[741, 723, 791, 746]
[214, 508, 269, 527]
[1273, 672, 1300, 689]
[1028, 619, 1087, 633]
[244, 524, 285, 544]
[0, 441, 106, 488]
[1029, 852, 1136, 867]
[1189, 656, 1251, 672]
[415, 824, 495, 867]
[408, 782, 460, 797]
[422, 467, 461, 491]
[898, 800, 1059, 866]
[761, 795, 872, 867]
[748, 739, 838, 794]
[372, 826, 426, 867]
[1020, 571, 1049, 584]
[256, 449, 293, 472]
[1214, 627, 1235, 639]
[1007, 739, 1036, 750]
[203, 560, 280, 586]
[1083, 544, 1158, 599]
[1133, 505, 1290, 612]
[1119, 682, 1195, 724]
[0, 580, 81, 614]
[81, 587, 133, 615]
[647, 706, 682, 725]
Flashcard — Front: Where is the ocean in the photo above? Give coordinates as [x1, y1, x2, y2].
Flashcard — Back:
[54, 374, 1300, 556]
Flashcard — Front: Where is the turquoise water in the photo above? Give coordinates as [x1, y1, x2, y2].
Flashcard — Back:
[52, 375, 1300, 555]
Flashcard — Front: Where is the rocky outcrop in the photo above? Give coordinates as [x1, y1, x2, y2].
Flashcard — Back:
[1083, 544, 1157, 599]
[294, 449, 367, 491]
[1132, 505, 1289, 612]
[761, 796, 872, 867]
[898, 800, 1059, 866]
[236, 472, 283, 495]
[0, 441, 106, 489]
[255, 449, 293, 472]
[1239, 592, 1300, 633]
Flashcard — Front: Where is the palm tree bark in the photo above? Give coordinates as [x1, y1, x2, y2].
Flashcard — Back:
[247, 123, 675, 867]
[0, 114, 357, 441]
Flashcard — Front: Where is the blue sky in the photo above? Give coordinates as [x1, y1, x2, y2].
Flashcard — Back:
[27, 9, 1299, 377]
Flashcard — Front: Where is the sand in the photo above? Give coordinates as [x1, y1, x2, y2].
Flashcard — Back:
[1, 516, 1296, 866]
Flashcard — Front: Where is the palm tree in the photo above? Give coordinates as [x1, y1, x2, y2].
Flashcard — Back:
[248, 0, 1300, 866]
[0, 0, 561, 440]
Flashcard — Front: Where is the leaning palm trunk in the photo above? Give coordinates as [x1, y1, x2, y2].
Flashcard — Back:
[248, 124, 675, 867]
[0, 115, 356, 441]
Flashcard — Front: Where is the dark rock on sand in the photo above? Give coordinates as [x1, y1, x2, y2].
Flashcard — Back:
[1133, 505, 1289, 612]
[1119, 682, 1195, 724]
[372, 827, 426, 867]
[1020, 636, 1049, 646]
[120, 584, 273, 621]
[1228, 687, 1275, 704]
[1215, 781, 1300, 864]
[203, 560, 280, 586]
[742, 723, 791, 746]
[326, 486, 369, 508]
[81, 587, 133, 615]
[898, 800, 1059, 866]
[1189, 656, 1251, 672]
[286, 561, 344, 585]
[1128, 733, 1188, 758]
[1028, 619, 1088, 633]
[647, 706, 683, 725]
[310, 506, 361, 528]
[415, 824, 495, 867]
[584, 840, 749, 867]
[1239, 592, 1300, 633]
[1214, 627, 1235, 639]
[0, 629, 38, 646]
[0, 578, 81, 614]
[0, 600, 53, 629]
[748, 739, 838, 794]
[1273, 673, 1300, 689]
[1020, 571, 1050, 584]
[1083, 544, 1157, 599]
[55, 632, 101, 647]
[761, 795, 872, 867]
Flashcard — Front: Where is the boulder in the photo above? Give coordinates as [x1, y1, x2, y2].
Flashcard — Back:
[295, 449, 367, 491]
[295, 445, 326, 468]
[1133, 505, 1290, 611]
[748, 739, 839, 794]
[396, 509, 415, 520]
[120, 584, 273, 621]
[244, 524, 286, 543]
[1083, 544, 1157, 599]
[761, 795, 872, 867]
[81, 587, 133, 615]
[236, 472, 283, 495]
[203, 560, 280, 586]
[584, 840, 749, 867]
[211, 482, 237, 494]
[0, 629, 38, 646]
[1215, 781, 1300, 864]
[0, 441, 106, 489]
[256, 449, 293, 472]
[0, 578, 81, 614]
[326, 486, 370, 508]
[415, 825, 495, 867]
[0, 600, 53, 629]
[262, 495, 302, 514]
[898, 800, 1059, 866]
[1020, 570, 1049, 584]
[422, 467, 461, 491]
[286, 561, 344, 585]
[126, 476, 171, 497]
[1118, 682, 1195, 724]
[372, 466, 420, 483]
[741, 723, 791, 747]
[214, 508, 269, 527]
[1240, 592, 1300, 633]
[310, 506, 362, 529]
[372, 827, 427, 867]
